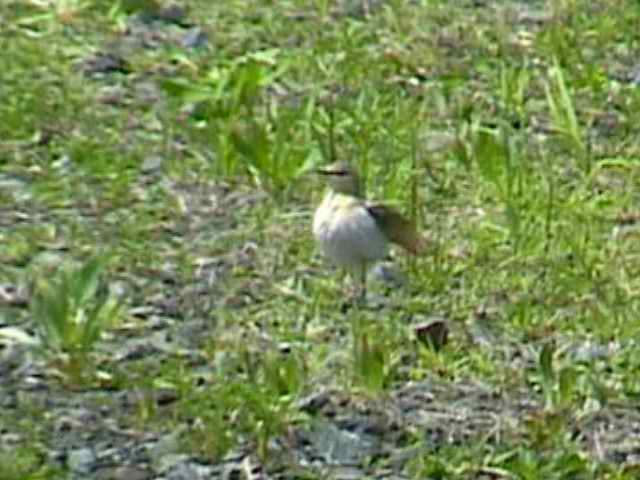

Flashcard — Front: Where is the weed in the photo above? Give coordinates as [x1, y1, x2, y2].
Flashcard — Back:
[545, 58, 590, 173]
[30, 256, 121, 384]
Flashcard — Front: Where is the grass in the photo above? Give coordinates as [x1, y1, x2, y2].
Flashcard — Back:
[2, 0, 640, 477]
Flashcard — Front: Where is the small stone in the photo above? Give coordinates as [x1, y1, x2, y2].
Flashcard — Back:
[156, 4, 187, 24]
[371, 262, 406, 287]
[95, 465, 152, 480]
[81, 52, 130, 75]
[181, 28, 208, 49]
[141, 155, 164, 173]
[307, 420, 376, 465]
[630, 64, 640, 86]
[168, 461, 218, 480]
[414, 320, 449, 351]
[149, 431, 183, 469]
[67, 447, 97, 474]
[156, 454, 190, 474]
[328, 466, 366, 480]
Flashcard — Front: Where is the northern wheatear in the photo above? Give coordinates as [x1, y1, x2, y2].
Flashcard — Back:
[313, 162, 424, 301]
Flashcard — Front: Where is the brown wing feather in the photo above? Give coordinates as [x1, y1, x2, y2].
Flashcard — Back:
[366, 203, 426, 255]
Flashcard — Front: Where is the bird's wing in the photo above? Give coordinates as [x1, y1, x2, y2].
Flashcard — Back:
[366, 203, 426, 255]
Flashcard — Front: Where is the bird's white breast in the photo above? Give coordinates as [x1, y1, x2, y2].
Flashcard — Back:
[313, 192, 388, 268]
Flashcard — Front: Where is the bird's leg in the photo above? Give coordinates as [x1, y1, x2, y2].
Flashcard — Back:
[341, 264, 367, 308]
[359, 262, 367, 304]
[339, 268, 362, 311]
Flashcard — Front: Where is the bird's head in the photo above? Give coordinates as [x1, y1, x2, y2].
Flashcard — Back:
[316, 161, 361, 196]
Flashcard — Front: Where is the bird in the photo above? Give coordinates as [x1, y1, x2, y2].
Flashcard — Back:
[312, 161, 425, 302]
